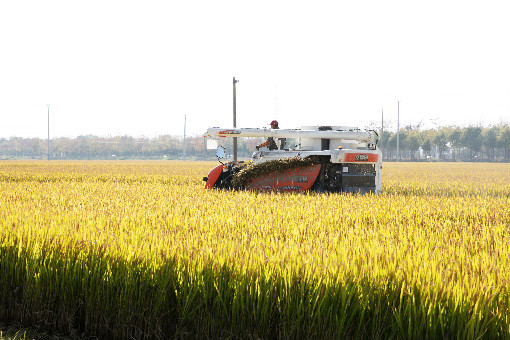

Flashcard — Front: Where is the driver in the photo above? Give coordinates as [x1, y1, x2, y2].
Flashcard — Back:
[256, 120, 285, 150]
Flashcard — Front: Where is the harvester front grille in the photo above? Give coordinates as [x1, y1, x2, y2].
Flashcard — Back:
[341, 163, 376, 192]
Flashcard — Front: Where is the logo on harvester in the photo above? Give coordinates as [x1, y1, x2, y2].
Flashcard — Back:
[289, 175, 309, 183]
[219, 130, 241, 135]
[281, 186, 301, 190]
[355, 154, 369, 161]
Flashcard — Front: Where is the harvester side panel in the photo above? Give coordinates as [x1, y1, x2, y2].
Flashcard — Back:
[244, 164, 321, 192]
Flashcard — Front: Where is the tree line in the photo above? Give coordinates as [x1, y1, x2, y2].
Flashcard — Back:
[0, 135, 257, 160]
[378, 124, 510, 161]
[1, 123, 509, 161]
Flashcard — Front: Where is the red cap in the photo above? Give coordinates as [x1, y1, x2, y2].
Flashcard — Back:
[269, 120, 279, 127]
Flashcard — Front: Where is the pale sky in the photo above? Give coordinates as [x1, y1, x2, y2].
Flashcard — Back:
[0, 0, 508, 138]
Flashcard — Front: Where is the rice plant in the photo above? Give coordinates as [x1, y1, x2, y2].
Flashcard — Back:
[0, 161, 509, 339]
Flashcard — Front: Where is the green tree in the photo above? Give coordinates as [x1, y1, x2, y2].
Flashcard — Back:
[422, 139, 432, 158]
[461, 126, 482, 160]
[388, 134, 398, 160]
[398, 130, 408, 159]
[407, 132, 420, 160]
[497, 125, 510, 161]
[482, 126, 499, 161]
[447, 127, 462, 160]
[433, 130, 448, 159]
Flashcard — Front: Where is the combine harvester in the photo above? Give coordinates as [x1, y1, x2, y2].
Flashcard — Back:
[202, 125, 382, 193]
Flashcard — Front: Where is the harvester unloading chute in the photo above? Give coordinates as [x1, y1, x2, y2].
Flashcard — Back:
[203, 127, 378, 145]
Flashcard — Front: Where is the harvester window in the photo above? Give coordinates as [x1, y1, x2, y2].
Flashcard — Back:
[287, 138, 300, 150]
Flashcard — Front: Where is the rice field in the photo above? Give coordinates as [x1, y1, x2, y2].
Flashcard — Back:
[0, 161, 509, 340]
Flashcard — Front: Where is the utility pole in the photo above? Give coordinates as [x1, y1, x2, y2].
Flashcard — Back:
[233, 77, 239, 163]
[381, 107, 384, 148]
[183, 114, 186, 160]
[47, 104, 50, 161]
[397, 101, 400, 162]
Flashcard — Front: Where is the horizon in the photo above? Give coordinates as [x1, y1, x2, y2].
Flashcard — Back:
[1, 119, 508, 141]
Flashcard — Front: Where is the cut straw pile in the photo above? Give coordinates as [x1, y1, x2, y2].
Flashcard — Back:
[232, 156, 320, 188]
